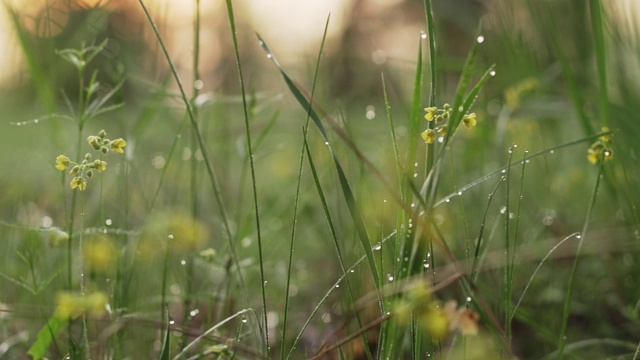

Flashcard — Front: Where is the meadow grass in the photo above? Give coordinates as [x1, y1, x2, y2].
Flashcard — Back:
[1, 0, 640, 359]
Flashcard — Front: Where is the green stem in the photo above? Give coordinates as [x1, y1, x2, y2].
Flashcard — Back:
[556, 162, 604, 358]
[223, 0, 268, 353]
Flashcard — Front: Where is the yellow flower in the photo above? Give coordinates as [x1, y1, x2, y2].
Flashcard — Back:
[55, 292, 83, 319]
[462, 113, 477, 128]
[421, 129, 436, 144]
[140, 211, 210, 256]
[424, 107, 438, 121]
[54, 291, 108, 319]
[599, 127, 612, 142]
[198, 248, 217, 261]
[437, 125, 447, 137]
[87, 135, 101, 149]
[55, 155, 71, 171]
[443, 300, 480, 336]
[92, 160, 107, 172]
[84, 236, 116, 273]
[587, 148, 600, 164]
[70, 176, 87, 191]
[418, 302, 450, 339]
[47, 227, 69, 247]
[110, 138, 127, 153]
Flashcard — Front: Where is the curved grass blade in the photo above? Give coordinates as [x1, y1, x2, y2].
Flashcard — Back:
[257, 34, 381, 290]
[510, 233, 580, 322]
[173, 308, 256, 360]
[556, 163, 604, 358]
[434, 130, 613, 207]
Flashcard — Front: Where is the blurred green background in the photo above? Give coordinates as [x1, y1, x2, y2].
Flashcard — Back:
[1, 0, 639, 358]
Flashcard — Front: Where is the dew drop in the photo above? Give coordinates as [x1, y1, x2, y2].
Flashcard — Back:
[445, 198, 450, 203]
[193, 79, 204, 90]
[457, 191, 462, 196]
[365, 105, 376, 119]
[180, 259, 186, 265]
[466, 296, 472, 302]
[241, 316, 248, 323]
[322, 313, 332, 323]
[335, 284, 340, 288]
[189, 309, 200, 317]
[490, 70, 496, 76]
[371, 49, 387, 65]
[105, 219, 112, 226]
[476, 35, 485, 43]
[387, 274, 394, 282]
[550, 150, 555, 154]
[169, 320, 175, 325]
[421, 31, 427, 39]
[373, 244, 382, 251]
[266, 53, 273, 59]
[500, 206, 507, 214]
[168, 234, 174, 240]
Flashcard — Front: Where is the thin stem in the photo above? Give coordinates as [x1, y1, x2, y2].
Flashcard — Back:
[556, 162, 604, 358]
[223, 0, 267, 353]
[137, 0, 248, 306]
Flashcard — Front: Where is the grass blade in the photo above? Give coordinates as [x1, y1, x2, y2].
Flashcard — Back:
[28, 315, 68, 360]
[280, 15, 333, 360]
[137, 0, 248, 309]
[222, 0, 268, 353]
[556, 162, 604, 358]
[257, 34, 382, 291]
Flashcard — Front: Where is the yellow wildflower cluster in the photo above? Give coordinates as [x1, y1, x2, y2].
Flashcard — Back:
[587, 127, 614, 164]
[393, 283, 479, 339]
[421, 104, 477, 144]
[54, 291, 108, 319]
[54, 130, 127, 191]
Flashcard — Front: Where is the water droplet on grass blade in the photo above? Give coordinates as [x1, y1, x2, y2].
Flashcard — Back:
[421, 31, 427, 39]
[477, 35, 485, 43]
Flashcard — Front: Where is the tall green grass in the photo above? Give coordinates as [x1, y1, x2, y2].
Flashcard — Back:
[1, 0, 639, 359]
